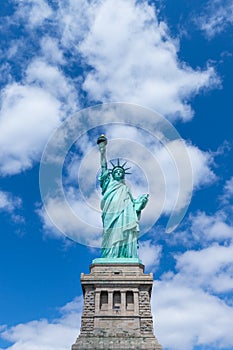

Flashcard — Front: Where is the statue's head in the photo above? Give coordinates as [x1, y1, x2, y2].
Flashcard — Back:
[112, 166, 125, 181]
[110, 159, 131, 181]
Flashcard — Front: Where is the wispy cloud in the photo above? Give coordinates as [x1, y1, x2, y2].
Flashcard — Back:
[196, 0, 233, 38]
[0, 190, 25, 226]
[220, 176, 233, 205]
[0, 190, 22, 213]
[13, 0, 53, 29]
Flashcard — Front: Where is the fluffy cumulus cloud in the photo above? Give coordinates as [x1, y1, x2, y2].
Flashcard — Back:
[9, 0, 219, 122]
[0, 0, 220, 176]
[153, 241, 233, 350]
[197, 0, 233, 38]
[79, 0, 218, 120]
[153, 278, 233, 350]
[0, 82, 60, 175]
[0, 58, 78, 175]
[189, 210, 233, 243]
[153, 142, 216, 216]
[0, 1, 78, 176]
[175, 244, 233, 294]
[0, 297, 82, 350]
[37, 192, 102, 247]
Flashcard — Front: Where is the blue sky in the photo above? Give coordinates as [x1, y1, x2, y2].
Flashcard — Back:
[0, 0, 233, 349]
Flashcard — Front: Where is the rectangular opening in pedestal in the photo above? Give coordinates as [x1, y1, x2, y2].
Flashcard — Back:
[126, 291, 134, 310]
[100, 291, 108, 310]
[113, 291, 121, 310]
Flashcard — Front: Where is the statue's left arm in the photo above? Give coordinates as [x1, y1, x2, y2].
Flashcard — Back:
[134, 194, 149, 219]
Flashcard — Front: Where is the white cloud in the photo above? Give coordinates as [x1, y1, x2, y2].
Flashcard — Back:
[57, 0, 92, 50]
[197, 0, 233, 38]
[0, 0, 220, 177]
[37, 192, 102, 247]
[189, 210, 233, 243]
[187, 145, 216, 188]
[15, 0, 53, 28]
[153, 279, 233, 350]
[175, 244, 233, 293]
[145, 195, 233, 349]
[40, 37, 65, 65]
[139, 240, 162, 269]
[0, 190, 25, 226]
[154, 142, 216, 216]
[25, 58, 77, 111]
[0, 83, 61, 175]
[166, 196, 233, 249]
[221, 176, 233, 204]
[78, 0, 219, 120]
[0, 2, 80, 176]
[224, 177, 233, 196]
[147, 194, 233, 348]
[0, 190, 22, 213]
[0, 58, 78, 175]
[0, 297, 82, 350]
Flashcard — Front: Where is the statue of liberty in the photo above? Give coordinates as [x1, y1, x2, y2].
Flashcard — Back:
[97, 135, 149, 259]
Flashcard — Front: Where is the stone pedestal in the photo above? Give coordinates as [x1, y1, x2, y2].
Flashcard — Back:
[72, 261, 162, 350]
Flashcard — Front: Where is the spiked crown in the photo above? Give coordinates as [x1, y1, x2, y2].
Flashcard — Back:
[109, 158, 131, 176]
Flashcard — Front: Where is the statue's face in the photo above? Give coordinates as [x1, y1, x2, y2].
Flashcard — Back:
[112, 167, 125, 181]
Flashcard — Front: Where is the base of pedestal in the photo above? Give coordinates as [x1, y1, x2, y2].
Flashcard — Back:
[71, 263, 163, 349]
[72, 335, 162, 350]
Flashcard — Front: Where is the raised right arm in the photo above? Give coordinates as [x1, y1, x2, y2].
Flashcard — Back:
[97, 135, 108, 173]
[99, 142, 107, 173]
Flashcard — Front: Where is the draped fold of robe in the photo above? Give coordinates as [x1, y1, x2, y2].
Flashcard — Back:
[99, 170, 147, 258]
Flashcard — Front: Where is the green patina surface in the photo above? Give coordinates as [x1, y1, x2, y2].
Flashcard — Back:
[97, 135, 148, 261]
[92, 257, 142, 264]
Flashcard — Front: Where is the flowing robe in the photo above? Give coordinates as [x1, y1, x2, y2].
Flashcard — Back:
[99, 169, 147, 258]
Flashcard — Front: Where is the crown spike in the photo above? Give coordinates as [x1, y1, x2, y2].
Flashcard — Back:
[108, 158, 132, 176]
